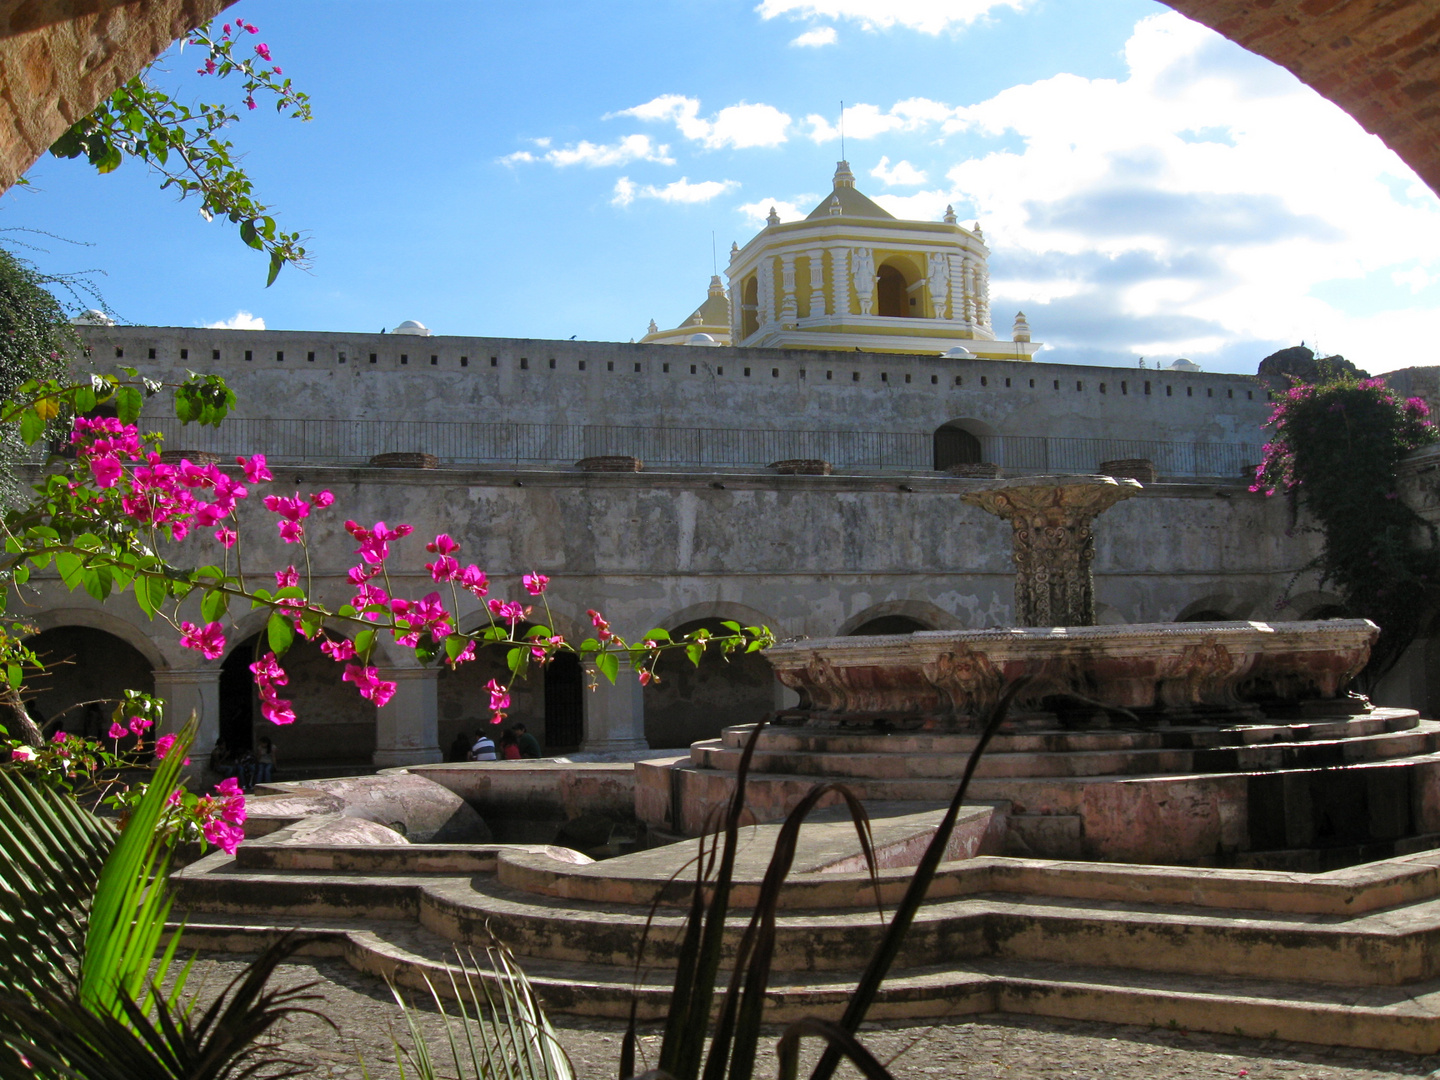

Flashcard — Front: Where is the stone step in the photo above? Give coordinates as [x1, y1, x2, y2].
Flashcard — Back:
[722, 710, 1422, 757]
[174, 853, 1440, 985]
[693, 725, 1440, 780]
[172, 914, 1440, 1053]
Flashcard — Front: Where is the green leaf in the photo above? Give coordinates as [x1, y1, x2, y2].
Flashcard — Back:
[55, 552, 84, 590]
[643, 628, 672, 643]
[353, 628, 375, 659]
[506, 646, 529, 677]
[19, 409, 43, 445]
[81, 565, 113, 602]
[144, 573, 168, 616]
[5, 663, 21, 689]
[239, 218, 263, 251]
[686, 642, 704, 667]
[114, 385, 142, 425]
[721, 620, 743, 634]
[73, 385, 96, 413]
[200, 588, 228, 624]
[266, 611, 294, 658]
[595, 650, 619, 684]
[266, 250, 283, 287]
[444, 635, 468, 661]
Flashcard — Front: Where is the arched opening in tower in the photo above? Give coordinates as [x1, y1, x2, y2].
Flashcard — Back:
[876, 264, 911, 317]
[643, 618, 776, 749]
[849, 615, 931, 636]
[22, 626, 154, 739]
[933, 422, 983, 469]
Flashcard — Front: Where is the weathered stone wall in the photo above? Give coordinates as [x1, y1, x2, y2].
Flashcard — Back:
[0, 0, 233, 192]
[78, 326, 1269, 456]
[1163, 0, 1440, 197]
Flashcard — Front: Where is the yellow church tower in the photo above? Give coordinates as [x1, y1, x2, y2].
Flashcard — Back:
[725, 161, 1039, 359]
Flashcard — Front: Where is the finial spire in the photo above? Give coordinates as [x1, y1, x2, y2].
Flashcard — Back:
[766, 206, 780, 226]
[944, 204, 957, 225]
[832, 160, 856, 189]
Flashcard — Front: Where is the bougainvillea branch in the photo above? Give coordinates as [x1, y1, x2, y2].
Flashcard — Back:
[1252, 373, 1440, 684]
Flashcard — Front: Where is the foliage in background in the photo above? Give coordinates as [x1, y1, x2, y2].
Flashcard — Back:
[48, 17, 311, 286]
[0, 247, 73, 501]
[1253, 372, 1440, 683]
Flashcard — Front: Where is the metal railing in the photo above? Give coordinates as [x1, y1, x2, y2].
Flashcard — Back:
[141, 416, 1259, 478]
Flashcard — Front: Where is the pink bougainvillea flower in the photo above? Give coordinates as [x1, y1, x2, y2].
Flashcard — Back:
[345, 520, 414, 565]
[320, 637, 356, 663]
[204, 818, 245, 854]
[107, 721, 128, 740]
[214, 525, 238, 548]
[153, 733, 191, 764]
[238, 453, 273, 483]
[488, 599, 526, 625]
[522, 572, 549, 596]
[128, 716, 153, 735]
[249, 652, 287, 684]
[342, 663, 397, 707]
[485, 678, 510, 712]
[50, 731, 67, 743]
[638, 670, 654, 687]
[447, 640, 477, 667]
[312, 489, 335, 508]
[275, 565, 300, 588]
[426, 554, 460, 583]
[179, 621, 226, 660]
[255, 42, 271, 60]
[10, 746, 34, 762]
[460, 564, 489, 598]
[588, 609, 613, 642]
[426, 534, 460, 556]
[90, 455, 123, 488]
[260, 696, 297, 725]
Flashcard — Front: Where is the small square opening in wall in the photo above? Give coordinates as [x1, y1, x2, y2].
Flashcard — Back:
[663, 362, 670, 373]
[772, 368, 780, 378]
[1121, 381, 1127, 394]
[607, 360, 614, 371]
[1227, 388, 1234, 398]
[827, 370, 833, 380]
[1247, 390, 1253, 400]
[744, 367, 751, 377]
[1144, 381, 1151, 395]
[852, 371, 859, 381]
[370, 353, 377, 364]
[800, 369, 807, 379]
[635, 362, 642, 373]
[981, 376, 988, 387]
[1207, 387, 1213, 397]
[1004, 377, 1011, 388]
[460, 356, 468, 367]
[520, 357, 529, 370]
[931, 375, 938, 385]
[1029, 378, 1035, 388]
[115, 347, 124, 358]
[212, 349, 220, 361]
[1054, 380, 1060, 390]
[690, 364, 697, 374]
[578, 360, 586, 371]
[718, 366, 725, 375]
[1077, 381, 1083, 391]
[307, 351, 315, 362]
[1187, 386, 1193, 397]
[549, 358, 556, 369]
[339, 352, 347, 364]
[954, 375, 962, 386]
[881, 372, 889, 383]
[180, 349, 189, 360]
[147, 348, 156, 359]
[905, 373, 911, 384]
[245, 350, 253, 362]
[401, 354, 408, 365]
[1100, 383, 1107, 394]
[490, 357, 497, 367]
[431, 355, 438, 366]
[276, 351, 284, 363]
[1166, 385, 1173, 397]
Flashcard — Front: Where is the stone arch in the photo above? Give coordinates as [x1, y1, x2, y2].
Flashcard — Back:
[24, 607, 168, 671]
[643, 602, 781, 750]
[837, 600, 963, 636]
[1279, 590, 1351, 621]
[218, 630, 376, 769]
[1174, 594, 1257, 622]
[22, 624, 156, 738]
[933, 418, 994, 471]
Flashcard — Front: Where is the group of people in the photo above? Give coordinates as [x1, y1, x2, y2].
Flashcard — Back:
[208, 736, 277, 792]
[446, 722, 542, 762]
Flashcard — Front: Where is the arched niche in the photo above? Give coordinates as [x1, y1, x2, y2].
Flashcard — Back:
[933, 419, 993, 471]
[22, 626, 154, 738]
[643, 617, 777, 750]
[219, 631, 375, 768]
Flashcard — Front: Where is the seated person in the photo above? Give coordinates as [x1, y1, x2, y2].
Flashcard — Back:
[468, 731, 497, 761]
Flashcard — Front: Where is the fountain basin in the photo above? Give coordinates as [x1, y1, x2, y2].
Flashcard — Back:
[766, 620, 1378, 727]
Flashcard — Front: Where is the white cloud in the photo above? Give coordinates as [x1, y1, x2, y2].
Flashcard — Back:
[756, 0, 1029, 35]
[790, 26, 837, 46]
[735, 197, 814, 227]
[614, 176, 738, 208]
[804, 97, 957, 142]
[612, 95, 792, 149]
[906, 11, 1440, 372]
[870, 156, 928, 186]
[501, 134, 673, 168]
[204, 311, 264, 330]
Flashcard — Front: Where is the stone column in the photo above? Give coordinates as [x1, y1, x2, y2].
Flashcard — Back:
[807, 248, 826, 317]
[962, 476, 1141, 627]
[779, 252, 797, 326]
[372, 663, 442, 767]
[757, 257, 774, 328]
[948, 253, 965, 325]
[152, 667, 221, 752]
[976, 261, 991, 330]
[961, 256, 977, 324]
[831, 247, 850, 316]
[581, 657, 648, 753]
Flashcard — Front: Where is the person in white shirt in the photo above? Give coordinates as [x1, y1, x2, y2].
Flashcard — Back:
[468, 732, 497, 761]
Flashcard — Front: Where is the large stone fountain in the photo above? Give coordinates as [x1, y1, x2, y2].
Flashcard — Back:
[637, 475, 1440, 869]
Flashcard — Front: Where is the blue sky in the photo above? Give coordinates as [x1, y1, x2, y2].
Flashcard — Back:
[6, 0, 1439, 374]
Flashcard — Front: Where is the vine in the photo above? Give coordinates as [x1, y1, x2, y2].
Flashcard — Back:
[1253, 371, 1440, 684]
